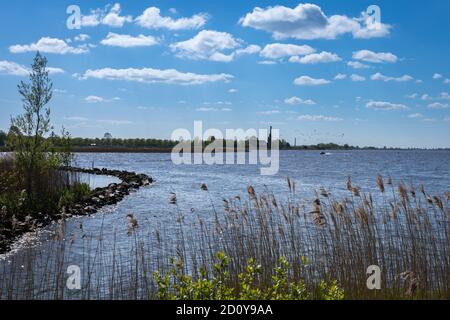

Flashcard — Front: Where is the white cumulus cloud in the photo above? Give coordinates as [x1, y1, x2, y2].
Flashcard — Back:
[103, 3, 132, 27]
[239, 3, 390, 40]
[81, 3, 132, 28]
[100, 33, 158, 47]
[86, 96, 106, 103]
[284, 96, 316, 105]
[289, 51, 341, 64]
[235, 44, 262, 56]
[371, 73, 414, 82]
[260, 43, 315, 59]
[0, 60, 64, 76]
[79, 67, 233, 85]
[352, 50, 397, 63]
[366, 101, 408, 110]
[136, 7, 207, 30]
[9, 37, 89, 54]
[294, 76, 330, 86]
[170, 30, 258, 62]
[47, 67, 65, 74]
[0, 60, 30, 76]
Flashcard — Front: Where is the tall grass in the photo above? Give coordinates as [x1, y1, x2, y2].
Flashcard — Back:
[0, 176, 448, 300]
[0, 156, 89, 252]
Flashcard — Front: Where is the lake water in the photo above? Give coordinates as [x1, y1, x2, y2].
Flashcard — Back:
[1, 150, 449, 298]
[73, 150, 450, 214]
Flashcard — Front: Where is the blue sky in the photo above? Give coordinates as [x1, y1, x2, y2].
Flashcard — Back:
[0, 0, 449, 148]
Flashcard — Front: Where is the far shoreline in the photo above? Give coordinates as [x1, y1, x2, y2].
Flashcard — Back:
[2, 146, 450, 153]
[44, 146, 450, 153]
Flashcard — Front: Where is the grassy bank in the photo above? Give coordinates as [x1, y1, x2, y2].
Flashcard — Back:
[0, 157, 90, 252]
[0, 176, 448, 300]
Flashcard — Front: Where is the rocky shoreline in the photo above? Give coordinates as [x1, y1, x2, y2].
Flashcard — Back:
[61, 167, 153, 216]
[0, 167, 153, 254]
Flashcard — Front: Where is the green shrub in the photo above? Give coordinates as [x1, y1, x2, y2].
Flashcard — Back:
[318, 280, 345, 300]
[153, 252, 344, 300]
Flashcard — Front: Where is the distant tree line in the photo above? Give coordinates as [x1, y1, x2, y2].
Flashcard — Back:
[290, 143, 371, 150]
[2, 129, 439, 152]
[0, 133, 414, 151]
[1, 134, 291, 150]
[55, 137, 179, 148]
[49, 136, 292, 150]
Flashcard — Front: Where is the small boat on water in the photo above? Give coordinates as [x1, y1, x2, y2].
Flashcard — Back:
[320, 151, 326, 155]
[320, 152, 332, 155]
